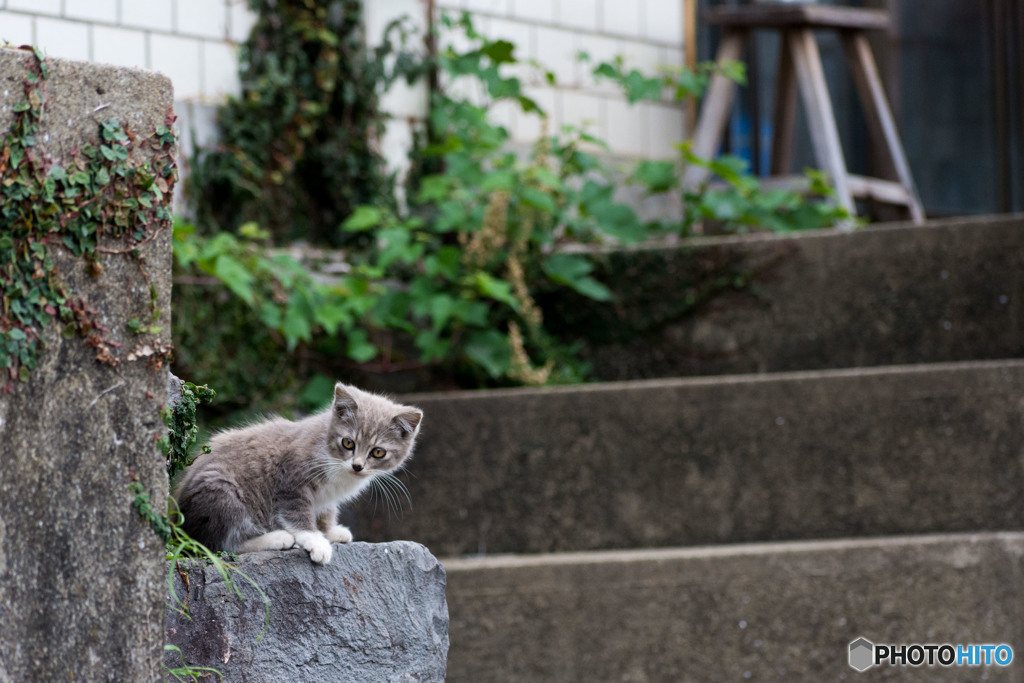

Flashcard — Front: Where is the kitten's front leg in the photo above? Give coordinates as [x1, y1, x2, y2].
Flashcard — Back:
[317, 509, 353, 544]
[291, 530, 333, 564]
[279, 501, 333, 564]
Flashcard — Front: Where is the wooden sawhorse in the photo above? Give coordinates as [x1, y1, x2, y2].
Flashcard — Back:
[684, 4, 924, 224]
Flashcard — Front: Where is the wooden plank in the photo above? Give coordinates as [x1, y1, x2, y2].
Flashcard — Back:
[703, 5, 891, 31]
[706, 174, 910, 207]
[770, 31, 797, 175]
[841, 33, 925, 223]
[682, 29, 746, 188]
[787, 29, 855, 215]
[684, 0, 698, 137]
[847, 174, 911, 205]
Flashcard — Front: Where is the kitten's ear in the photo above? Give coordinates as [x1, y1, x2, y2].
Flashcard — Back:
[392, 409, 423, 438]
[333, 383, 358, 419]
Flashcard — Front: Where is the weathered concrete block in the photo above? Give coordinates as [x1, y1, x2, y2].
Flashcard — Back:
[540, 214, 1024, 380]
[0, 49, 173, 680]
[353, 360, 1024, 556]
[444, 532, 1024, 681]
[165, 542, 449, 682]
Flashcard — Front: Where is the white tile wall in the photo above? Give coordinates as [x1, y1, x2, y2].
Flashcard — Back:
[557, 0, 598, 33]
[513, 86, 557, 142]
[488, 97, 516, 132]
[561, 90, 605, 139]
[379, 117, 416, 177]
[8, 0, 60, 17]
[92, 24, 147, 69]
[648, 101, 686, 159]
[227, 0, 257, 43]
[150, 32, 202, 101]
[121, 0, 174, 32]
[35, 17, 90, 62]
[177, 0, 228, 40]
[64, 0, 117, 24]
[0, 11, 34, 45]
[621, 41, 662, 81]
[443, 0, 691, 156]
[511, 0, 555, 25]
[605, 96, 646, 157]
[202, 40, 240, 100]
[601, 0, 642, 39]
[534, 25, 577, 88]
[381, 78, 429, 120]
[5, 0, 688, 171]
[462, 0, 511, 16]
[643, 0, 683, 45]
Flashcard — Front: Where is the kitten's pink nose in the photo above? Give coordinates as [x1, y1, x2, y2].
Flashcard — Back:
[352, 463, 363, 472]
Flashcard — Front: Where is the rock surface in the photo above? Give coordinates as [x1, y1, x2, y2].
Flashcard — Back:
[165, 541, 449, 682]
[0, 50, 173, 680]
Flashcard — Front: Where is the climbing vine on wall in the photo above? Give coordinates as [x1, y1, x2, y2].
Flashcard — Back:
[0, 46, 177, 392]
[187, 0, 421, 245]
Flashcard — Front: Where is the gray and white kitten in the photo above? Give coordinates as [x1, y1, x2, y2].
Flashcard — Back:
[172, 383, 423, 564]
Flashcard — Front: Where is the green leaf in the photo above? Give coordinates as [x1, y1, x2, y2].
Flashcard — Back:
[464, 329, 511, 378]
[414, 330, 450, 362]
[480, 170, 516, 192]
[213, 254, 255, 305]
[482, 39, 516, 64]
[622, 69, 663, 103]
[633, 160, 677, 194]
[314, 301, 351, 334]
[298, 375, 336, 411]
[282, 293, 314, 349]
[519, 187, 557, 214]
[342, 206, 384, 232]
[543, 253, 613, 301]
[473, 272, 518, 309]
[416, 175, 454, 203]
[425, 246, 462, 280]
[346, 329, 377, 363]
[238, 221, 271, 240]
[543, 252, 593, 282]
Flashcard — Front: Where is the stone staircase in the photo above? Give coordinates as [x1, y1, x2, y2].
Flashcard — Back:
[352, 214, 1024, 681]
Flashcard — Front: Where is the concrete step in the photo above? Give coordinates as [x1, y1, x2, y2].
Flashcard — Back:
[352, 360, 1024, 556]
[442, 532, 1024, 682]
[539, 214, 1024, 380]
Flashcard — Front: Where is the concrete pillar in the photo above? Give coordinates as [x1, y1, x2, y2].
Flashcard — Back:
[0, 48, 174, 681]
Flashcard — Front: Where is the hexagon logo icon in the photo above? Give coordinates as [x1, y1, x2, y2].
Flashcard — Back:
[849, 637, 875, 672]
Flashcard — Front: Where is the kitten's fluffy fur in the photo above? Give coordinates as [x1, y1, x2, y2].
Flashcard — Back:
[173, 383, 422, 564]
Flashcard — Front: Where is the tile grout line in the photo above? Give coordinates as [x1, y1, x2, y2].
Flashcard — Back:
[1, 8, 242, 44]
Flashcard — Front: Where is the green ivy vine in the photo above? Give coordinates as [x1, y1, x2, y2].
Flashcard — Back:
[186, 0, 421, 246]
[0, 46, 177, 392]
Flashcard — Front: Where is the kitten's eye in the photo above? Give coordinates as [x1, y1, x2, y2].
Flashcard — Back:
[370, 447, 387, 459]
[342, 437, 355, 450]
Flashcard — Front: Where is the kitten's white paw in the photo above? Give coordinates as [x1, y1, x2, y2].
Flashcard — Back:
[325, 524, 353, 544]
[294, 531, 333, 564]
[261, 530, 296, 550]
[237, 530, 295, 553]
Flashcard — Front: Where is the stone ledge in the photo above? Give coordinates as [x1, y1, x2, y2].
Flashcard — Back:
[539, 214, 1024, 380]
[165, 541, 449, 682]
[444, 532, 1024, 681]
[353, 359, 1024, 556]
